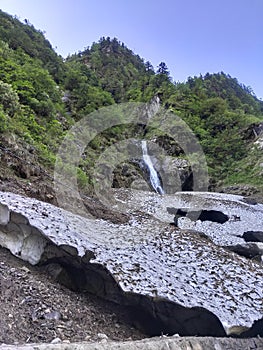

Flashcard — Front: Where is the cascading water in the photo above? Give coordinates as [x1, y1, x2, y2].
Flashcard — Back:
[141, 140, 164, 195]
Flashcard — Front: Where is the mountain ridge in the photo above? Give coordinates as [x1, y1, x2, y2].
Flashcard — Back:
[0, 9, 262, 199]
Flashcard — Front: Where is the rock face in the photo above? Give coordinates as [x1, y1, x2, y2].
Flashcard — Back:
[157, 156, 193, 192]
[111, 140, 193, 194]
[0, 190, 262, 338]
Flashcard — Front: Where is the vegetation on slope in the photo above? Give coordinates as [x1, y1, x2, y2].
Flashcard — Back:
[166, 73, 263, 183]
[0, 9, 262, 195]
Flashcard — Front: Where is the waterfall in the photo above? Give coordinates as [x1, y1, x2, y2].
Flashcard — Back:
[141, 140, 164, 195]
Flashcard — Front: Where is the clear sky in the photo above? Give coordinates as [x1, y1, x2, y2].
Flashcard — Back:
[0, 0, 262, 99]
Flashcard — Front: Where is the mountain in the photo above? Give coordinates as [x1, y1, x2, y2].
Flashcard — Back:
[0, 10, 263, 346]
[0, 9, 65, 82]
[0, 9, 262, 200]
[165, 73, 263, 188]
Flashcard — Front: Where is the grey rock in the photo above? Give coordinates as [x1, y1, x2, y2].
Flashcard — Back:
[44, 311, 62, 321]
[10, 212, 29, 225]
[97, 333, 108, 340]
[158, 156, 193, 193]
[111, 138, 193, 194]
[0, 203, 9, 225]
[50, 338, 62, 344]
[0, 337, 262, 350]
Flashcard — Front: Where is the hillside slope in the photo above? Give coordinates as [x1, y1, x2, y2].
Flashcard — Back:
[0, 9, 262, 199]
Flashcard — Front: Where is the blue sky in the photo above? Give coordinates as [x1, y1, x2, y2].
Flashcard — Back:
[0, 0, 262, 99]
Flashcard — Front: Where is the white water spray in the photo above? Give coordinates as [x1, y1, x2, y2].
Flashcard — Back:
[141, 140, 164, 195]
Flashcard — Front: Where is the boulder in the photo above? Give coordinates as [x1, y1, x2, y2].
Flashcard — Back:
[242, 230, 263, 243]
[167, 208, 229, 223]
[225, 242, 263, 261]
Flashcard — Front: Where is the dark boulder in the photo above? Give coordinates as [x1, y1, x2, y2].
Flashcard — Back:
[242, 231, 263, 243]
[226, 243, 263, 261]
[239, 317, 263, 338]
[241, 197, 258, 205]
[167, 208, 229, 224]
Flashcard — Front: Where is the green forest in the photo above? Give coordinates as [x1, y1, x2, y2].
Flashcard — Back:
[0, 9, 262, 195]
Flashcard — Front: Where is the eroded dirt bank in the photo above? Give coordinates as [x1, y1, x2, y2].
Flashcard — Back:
[0, 247, 145, 345]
